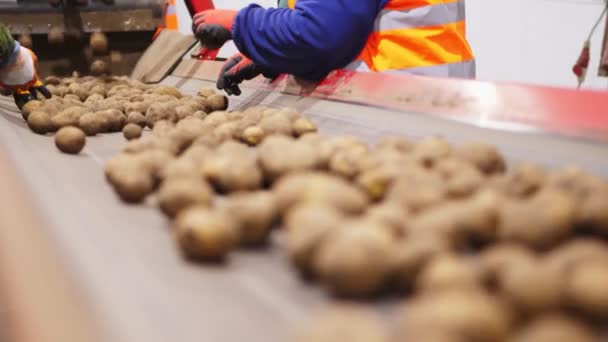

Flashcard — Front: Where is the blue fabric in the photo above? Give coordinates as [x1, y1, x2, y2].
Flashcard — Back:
[233, 0, 389, 80]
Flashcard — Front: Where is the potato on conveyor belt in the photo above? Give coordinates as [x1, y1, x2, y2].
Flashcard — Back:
[201, 141, 263, 193]
[220, 191, 278, 246]
[512, 314, 596, 342]
[174, 206, 240, 261]
[416, 254, 483, 293]
[157, 177, 214, 218]
[21, 100, 43, 120]
[55, 126, 86, 154]
[455, 142, 506, 175]
[78, 112, 104, 136]
[27, 110, 54, 134]
[284, 203, 346, 278]
[478, 243, 536, 290]
[314, 221, 394, 297]
[258, 135, 321, 180]
[565, 261, 608, 319]
[273, 171, 369, 214]
[364, 202, 409, 239]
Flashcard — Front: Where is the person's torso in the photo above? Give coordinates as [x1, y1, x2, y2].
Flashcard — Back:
[280, 0, 475, 78]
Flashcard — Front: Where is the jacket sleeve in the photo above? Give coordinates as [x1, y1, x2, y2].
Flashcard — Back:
[232, 0, 380, 80]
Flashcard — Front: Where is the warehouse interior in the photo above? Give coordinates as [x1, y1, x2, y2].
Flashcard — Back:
[1, 1, 608, 342]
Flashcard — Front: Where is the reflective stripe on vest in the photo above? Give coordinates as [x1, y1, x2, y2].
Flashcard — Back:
[286, 0, 475, 78]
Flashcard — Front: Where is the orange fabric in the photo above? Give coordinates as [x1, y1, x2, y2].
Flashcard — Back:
[383, 0, 459, 11]
[288, 0, 473, 73]
[165, 14, 178, 30]
[359, 21, 473, 71]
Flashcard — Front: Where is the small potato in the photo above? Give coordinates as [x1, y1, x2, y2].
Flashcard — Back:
[576, 189, 608, 235]
[206, 94, 228, 111]
[157, 177, 214, 218]
[97, 108, 127, 132]
[150, 85, 183, 99]
[78, 112, 104, 136]
[122, 123, 142, 140]
[221, 191, 278, 246]
[455, 142, 506, 174]
[315, 222, 394, 297]
[273, 172, 369, 214]
[90, 32, 108, 54]
[329, 144, 369, 179]
[201, 141, 263, 192]
[416, 254, 483, 293]
[127, 112, 147, 127]
[478, 243, 536, 290]
[389, 235, 451, 291]
[398, 290, 511, 342]
[242, 125, 264, 145]
[124, 101, 149, 115]
[512, 314, 596, 342]
[174, 207, 240, 261]
[259, 113, 292, 137]
[258, 135, 321, 180]
[386, 167, 446, 212]
[51, 106, 88, 129]
[146, 101, 177, 126]
[364, 202, 409, 239]
[545, 238, 608, 269]
[90, 60, 109, 76]
[565, 261, 608, 319]
[292, 117, 317, 136]
[489, 163, 546, 198]
[500, 259, 565, 315]
[498, 188, 577, 249]
[21, 100, 43, 120]
[27, 110, 54, 134]
[293, 304, 389, 342]
[55, 126, 86, 154]
[107, 163, 156, 203]
[412, 136, 452, 167]
[285, 203, 345, 277]
[197, 88, 216, 98]
[436, 158, 484, 198]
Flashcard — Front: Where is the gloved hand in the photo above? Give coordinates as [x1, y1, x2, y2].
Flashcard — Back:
[217, 53, 264, 96]
[0, 45, 51, 109]
[192, 9, 237, 49]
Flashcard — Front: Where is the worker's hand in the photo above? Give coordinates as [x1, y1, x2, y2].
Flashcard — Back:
[217, 53, 263, 96]
[192, 9, 237, 49]
[0, 46, 51, 109]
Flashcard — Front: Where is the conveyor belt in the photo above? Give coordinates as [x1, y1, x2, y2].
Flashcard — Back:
[0, 76, 607, 342]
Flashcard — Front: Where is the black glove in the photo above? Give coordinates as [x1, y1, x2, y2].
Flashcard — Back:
[217, 53, 264, 96]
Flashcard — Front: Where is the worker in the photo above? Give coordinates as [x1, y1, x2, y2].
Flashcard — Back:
[0, 25, 51, 109]
[192, 0, 475, 96]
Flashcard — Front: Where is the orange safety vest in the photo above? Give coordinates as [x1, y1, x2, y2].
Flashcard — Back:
[287, 0, 475, 78]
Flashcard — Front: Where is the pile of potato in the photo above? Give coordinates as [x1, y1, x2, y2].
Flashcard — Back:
[20, 75, 228, 154]
[98, 83, 608, 340]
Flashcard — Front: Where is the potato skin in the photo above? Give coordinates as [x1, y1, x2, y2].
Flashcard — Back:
[27, 110, 54, 134]
[513, 315, 596, 342]
[122, 123, 143, 140]
[174, 207, 240, 261]
[221, 191, 278, 246]
[55, 126, 86, 154]
[157, 177, 214, 218]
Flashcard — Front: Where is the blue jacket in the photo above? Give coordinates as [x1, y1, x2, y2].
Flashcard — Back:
[232, 0, 389, 80]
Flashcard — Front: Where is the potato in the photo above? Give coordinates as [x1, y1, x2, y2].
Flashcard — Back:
[386, 167, 446, 212]
[478, 243, 536, 290]
[90, 60, 109, 76]
[545, 238, 608, 269]
[151, 120, 174, 138]
[314, 221, 394, 297]
[498, 188, 577, 249]
[97, 108, 126, 132]
[27, 110, 54, 134]
[258, 135, 321, 180]
[329, 144, 369, 179]
[436, 158, 484, 198]
[122, 123, 142, 140]
[126, 112, 147, 127]
[89, 84, 106, 97]
[174, 207, 240, 261]
[259, 113, 292, 136]
[21, 100, 43, 120]
[512, 315, 596, 342]
[489, 163, 546, 198]
[78, 112, 104, 136]
[55, 126, 86, 154]
[576, 189, 608, 234]
[159, 158, 199, 181]
[85, 93, 104, 103]
[107, 163, 156, 203]
[206, 94, 228, 111]
[398, 290, 511, 342]
[285, 203, 345, 277]
[455, 142, 505, 174]
[292, 117, 317, 136]
[242, 125, 264, 145]
[124, 101, 149, 115]
[201, 141, 263, 192]
[157, 177, 214, 218]
[273, 172, 369, 214]
[389, 235, 451, 291]
[221, 191, 278, 246]
[197, 88, 216, 98]
[293, 305, 388, 342]
[355, 165, 401, 201]
[374, 136, 413, 153]
[213, 121, 239, 141]
[150, 85, 182, 99]
[416, 254, 483, 293]
[146, 101, 177, 126]
[500, 259, 565, 315]
[51, 106, 88, 128]
[412, 136, 452, 167]
[175, 104, 197, 121]
[364, 202, 409, 239]
[90, 32, 108, 54]
[565, 261, 608, 319]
